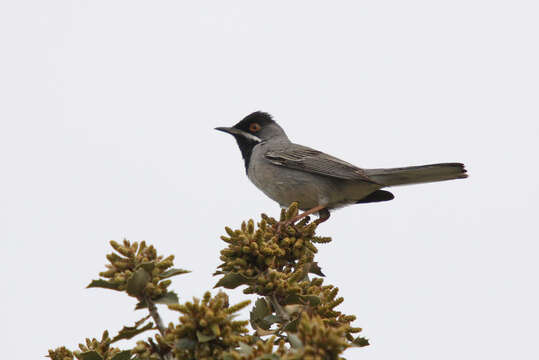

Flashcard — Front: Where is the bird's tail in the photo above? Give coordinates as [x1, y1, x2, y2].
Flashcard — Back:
[364, 163, 467, 186]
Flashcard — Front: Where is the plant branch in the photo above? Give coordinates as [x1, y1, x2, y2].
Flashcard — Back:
[145, 295, 174, 360]
[267, 294, 290, 322]
[146, 295, 167, 336]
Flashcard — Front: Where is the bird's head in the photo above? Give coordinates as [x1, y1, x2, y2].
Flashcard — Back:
[216, 112, 288, 170]
[215, 111, 287, 143]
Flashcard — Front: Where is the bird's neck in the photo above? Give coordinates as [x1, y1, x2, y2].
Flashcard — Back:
[236, 135, 290, 172]
[234, 136, 258, 173]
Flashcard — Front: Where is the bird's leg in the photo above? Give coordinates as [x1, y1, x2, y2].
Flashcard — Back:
[276, 205, 326, 233]
[290, 205, 326, 224]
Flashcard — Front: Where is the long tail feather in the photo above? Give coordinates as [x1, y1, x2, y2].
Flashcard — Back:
[365, 163, 467, 186]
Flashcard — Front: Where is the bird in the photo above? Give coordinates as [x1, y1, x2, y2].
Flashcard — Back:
[216, 111, 467, 226]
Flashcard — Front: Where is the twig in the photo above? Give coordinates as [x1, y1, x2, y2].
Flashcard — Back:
[145, 295, 174, 360]
[146, 296, 167, 336]
[267, 294, 290, 322]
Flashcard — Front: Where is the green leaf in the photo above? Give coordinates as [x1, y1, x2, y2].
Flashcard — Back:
[159, 268, 190, 279]
[283, 318, 299, 332]
[176, 337, 196, 350]
[262, 314, 280, 325]
[283, 294, 302, 305]
[154, 291, 179, 305]
[135, 291, 179, 309]
[250, 298, 271, 329]
[126, 268, 151, 297]
[138, 262, 155, 273]
[352, 337, 370, 347]
[283, 294, 320, 306]
[196, 331, 216, 343]
[214, 272, 250, 289]
[78, 351, 103, 360]
[111, 315, 153, 343]
[86, 279, 122, 291]
[287, 333, 303, 349]
[110, 351, 132, 360]
[307, 262, 325, 277]
[135, 299, 147, 309]
[302, 295, 321, 306]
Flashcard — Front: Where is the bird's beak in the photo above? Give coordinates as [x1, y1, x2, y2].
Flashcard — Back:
[214, 126, 235, 135]
[215, 126, 262, 143]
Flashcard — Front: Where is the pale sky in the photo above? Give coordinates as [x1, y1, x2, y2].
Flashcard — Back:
[1, 1, 538, 359]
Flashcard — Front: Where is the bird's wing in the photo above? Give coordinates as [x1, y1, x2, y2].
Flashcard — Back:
[265, 144, 379, 183]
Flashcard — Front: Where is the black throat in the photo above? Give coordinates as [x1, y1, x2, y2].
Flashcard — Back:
[234, 135, 259, 172]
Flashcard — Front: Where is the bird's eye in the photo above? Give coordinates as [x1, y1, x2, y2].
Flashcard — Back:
[249, 123, 261, 132]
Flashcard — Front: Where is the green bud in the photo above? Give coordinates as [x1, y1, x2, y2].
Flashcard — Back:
[225, 227, 235, 237]
[247, 219, 254, 234]
[211, 323, 221, 336]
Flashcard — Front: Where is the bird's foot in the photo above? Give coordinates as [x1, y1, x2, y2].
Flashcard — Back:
[275, 206, 329, 233]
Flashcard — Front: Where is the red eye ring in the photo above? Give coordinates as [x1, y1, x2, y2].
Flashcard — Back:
[249, 123, 261, 132]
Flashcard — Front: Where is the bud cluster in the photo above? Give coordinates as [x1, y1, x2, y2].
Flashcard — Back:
[295, 277, 368, 346]
[221, 336, 289, 360]
[131, 336, 170, 360]
[215, 203, 331, 296]
[48, 331, 125, 360]
[48, 203, 369, 360]
[165, 291, 252, 360]
[88, 240, 189, 304]
[215, 203, 368, 354]
[76, 331, 122, 358]
[293, 313, 353, 360]
[47, 347, 73, 360]
[130, 341, 160, 360]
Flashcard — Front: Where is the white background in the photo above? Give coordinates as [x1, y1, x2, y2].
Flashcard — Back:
[1, 1, 538, 359]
